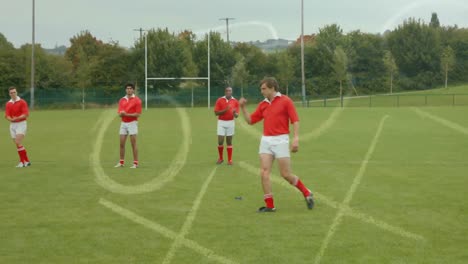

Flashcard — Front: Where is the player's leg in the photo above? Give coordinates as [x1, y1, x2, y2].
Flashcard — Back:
[277, 155, 314, 209]
[130, 135, 138, 168]
[116, 122, 128, 167]
[226, 136, 233, 165]
[226, 121, 234, 165]
[217, 134, 225, 164]
[116, 135, 127, 167]
[258, 153, 276, 212]
[129, 121, 139, 168]
[11, 122, 29, 167]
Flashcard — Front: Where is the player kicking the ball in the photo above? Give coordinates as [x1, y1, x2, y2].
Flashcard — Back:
[239, 77, 314, 212]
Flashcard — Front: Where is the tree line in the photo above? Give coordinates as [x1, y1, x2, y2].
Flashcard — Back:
[1, 13, 467, 100]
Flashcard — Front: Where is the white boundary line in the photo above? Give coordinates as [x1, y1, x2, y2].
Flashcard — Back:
[314, 115, 389, 264]
[237, 161, 424, 242]
[412, 107, 468, 135]
[162, 167, 219, 264]
[99, 197, 238, 264]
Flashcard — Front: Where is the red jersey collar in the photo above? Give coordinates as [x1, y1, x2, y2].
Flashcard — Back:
[263, 92, 282, 104]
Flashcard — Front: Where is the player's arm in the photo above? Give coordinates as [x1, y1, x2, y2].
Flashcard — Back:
[239, 98, 251, 124]
[5, 107, 12, 121]
[125, 100, 142, 117]
[291, 121, 299, 153]
[233, 102, 239, 118]
[214, 105, 230, 116]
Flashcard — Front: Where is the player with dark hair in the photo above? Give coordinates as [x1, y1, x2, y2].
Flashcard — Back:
[115, 83, 142, 168]
[214, 87, 239, 165]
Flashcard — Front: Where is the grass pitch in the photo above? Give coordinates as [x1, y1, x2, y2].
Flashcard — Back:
[0, 105, 467, 263]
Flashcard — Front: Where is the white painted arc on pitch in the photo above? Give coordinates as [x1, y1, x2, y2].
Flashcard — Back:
[314, 115, 389, 264]
[302, 107, 343, 142]
[412, 108, 468, 135]
[237, 160, 423, 241]
[90, 106, 191, 195]
[99, 198, 238, 264]
[162, 167, 218, 264]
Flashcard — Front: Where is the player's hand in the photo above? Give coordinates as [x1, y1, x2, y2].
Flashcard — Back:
[291, 136, 299, 153]
[119, 111, 126, 117]
[239, 98, 247, 107]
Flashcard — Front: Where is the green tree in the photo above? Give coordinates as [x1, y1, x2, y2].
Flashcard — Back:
[430, 12, 440, 28]
[383, 50, 398, 93]
[230, 54, 250, 97]
[332, 46, 348, 98]
[387, 18, 441, 89]
[440, 46, 456, 88]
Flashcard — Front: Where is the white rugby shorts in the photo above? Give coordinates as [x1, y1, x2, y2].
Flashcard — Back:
[217, 120, 235, 136]
[119, 121, 138, 135]
[258, 134, 290, 158]
[10, 121, 27, 139]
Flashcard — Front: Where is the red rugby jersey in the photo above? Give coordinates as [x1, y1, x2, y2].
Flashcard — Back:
[5, 97, 29, 123]
[214, 96, 239, 121]
[118, 95, 142, 123]
[250, 93, 299, 136]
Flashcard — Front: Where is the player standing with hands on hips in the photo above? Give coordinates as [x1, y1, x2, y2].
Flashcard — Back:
[239, 77, 314, 212]
[5, 86, 31, 168]
[115, 83, 142, 169]
[214, 87, 239, 165]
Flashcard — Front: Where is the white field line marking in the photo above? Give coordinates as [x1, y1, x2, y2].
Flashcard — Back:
[90, 107, 191, 194]
[162, 167, 218, 264]
[238, 161, 423, 241]
[412, 107, 468, 135]
[302, 107, 343, 142]
[237, 118, 262, 138]
[99, 198, 238, 264]
[314, 115, 389, 264]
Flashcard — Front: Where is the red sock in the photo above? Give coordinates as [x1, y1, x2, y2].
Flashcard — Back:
[133, 160, 138, 165]
[17, 146, 29, 163]
[217, 145, 224, 160]
[264, 194, 275, 208]
[17, 146, 25, 163]
[227, 145, 233, 161]
[295, 179, 311, 197]
[119, 159, 124, 165]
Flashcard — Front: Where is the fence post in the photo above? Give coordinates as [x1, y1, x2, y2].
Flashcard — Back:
[341, 94, 343, 108]
[369, 94, 372, 108]
[324, 97, 327, 108]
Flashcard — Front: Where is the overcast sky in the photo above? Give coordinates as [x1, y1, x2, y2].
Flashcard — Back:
[1, 0, 468, 48]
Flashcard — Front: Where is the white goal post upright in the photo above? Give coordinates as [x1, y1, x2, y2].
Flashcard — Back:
[144, 33, 211, 110]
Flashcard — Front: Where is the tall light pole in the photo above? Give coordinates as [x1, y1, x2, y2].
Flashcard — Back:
[31, 0, 35, 109]
[219, 18, 235, 43]
[300, 0, 306, 107]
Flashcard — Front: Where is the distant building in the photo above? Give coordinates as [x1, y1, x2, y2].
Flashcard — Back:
[44, 45, 67, 56]
[245, 38, 294, 52]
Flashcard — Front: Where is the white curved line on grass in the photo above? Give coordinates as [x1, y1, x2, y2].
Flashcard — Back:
[90, 106, 191, 194]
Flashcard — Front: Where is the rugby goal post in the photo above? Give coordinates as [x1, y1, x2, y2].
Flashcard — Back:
[144, 33, 211, 110]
